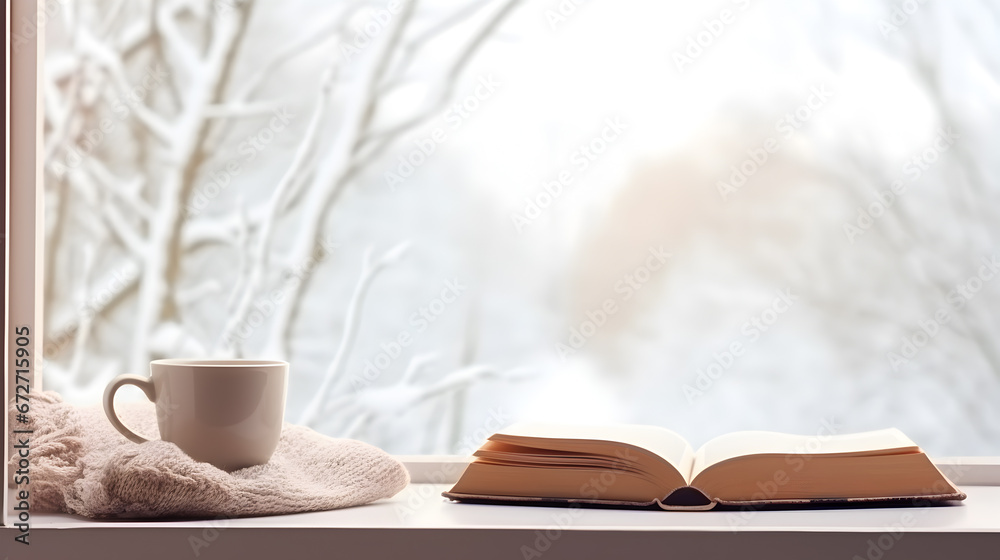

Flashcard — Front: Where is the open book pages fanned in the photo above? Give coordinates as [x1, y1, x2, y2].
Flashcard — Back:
[442, 423, 966, 511]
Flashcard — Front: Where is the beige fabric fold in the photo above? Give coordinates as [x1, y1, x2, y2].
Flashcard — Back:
[7, 391, 409, 518]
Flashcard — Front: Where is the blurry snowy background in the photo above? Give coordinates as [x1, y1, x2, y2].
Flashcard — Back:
[41, 0, 1000, 455]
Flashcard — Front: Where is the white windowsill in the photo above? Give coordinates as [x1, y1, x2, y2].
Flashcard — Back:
[4, 457, 1000, 559]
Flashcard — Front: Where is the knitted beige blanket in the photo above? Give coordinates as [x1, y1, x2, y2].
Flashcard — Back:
[6, 391, 409, 518]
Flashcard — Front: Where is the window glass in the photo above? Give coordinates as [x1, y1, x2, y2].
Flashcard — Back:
[43, 0, 1000, 455]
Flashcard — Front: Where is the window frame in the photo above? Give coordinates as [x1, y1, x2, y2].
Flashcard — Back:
[8, 0, 1000, 532]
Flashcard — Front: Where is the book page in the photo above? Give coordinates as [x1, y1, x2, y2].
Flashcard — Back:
[692, 429, 919, 478]
[495, 422, 695, 476]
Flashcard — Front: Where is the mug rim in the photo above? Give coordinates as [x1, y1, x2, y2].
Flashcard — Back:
[151, 358, 288, 367]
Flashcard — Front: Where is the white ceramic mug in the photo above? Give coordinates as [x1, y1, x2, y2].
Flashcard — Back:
[103, 359, 288, 471]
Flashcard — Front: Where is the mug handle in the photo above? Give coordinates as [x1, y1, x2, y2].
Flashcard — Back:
[103, 374, 157, 444]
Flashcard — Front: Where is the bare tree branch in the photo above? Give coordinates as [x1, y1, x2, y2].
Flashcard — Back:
[357, 0, 522, 157]
[265, 0, 522, 359]
[262, 0, 419, 357]
[216, 64, 339, 353]
[299, 241, 411, 427]
[130, 0, 255, 369]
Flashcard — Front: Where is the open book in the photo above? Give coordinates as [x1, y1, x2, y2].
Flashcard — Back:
[443, 423, 966, 510]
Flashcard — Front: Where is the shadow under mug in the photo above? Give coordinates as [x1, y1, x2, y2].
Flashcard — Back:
[103, 359, 288, 471]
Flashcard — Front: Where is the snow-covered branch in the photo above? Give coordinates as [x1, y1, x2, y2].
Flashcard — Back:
[299, 242, 411, 427]
[317, 357, 533, 438]
[44, 0, 529, 453]
[201, 100, 286, 119]
[356, 0, 522, 162]
[261, 0, 419, 358]
[232, 4, 362, 102]
[64, 170, 147, 258]
[76, 27, 176, 146]
[376, 0, 496, 96]
[262, 0, 522, 359]
[154, 0, 202, 77]
[85, 158, 153, 222]
[67, 246, 97, 382]
[216, 64, 339, 354]
[129, 0, 255, 371]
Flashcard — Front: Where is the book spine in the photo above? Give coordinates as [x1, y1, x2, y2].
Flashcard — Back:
[6, 0, 44, 530]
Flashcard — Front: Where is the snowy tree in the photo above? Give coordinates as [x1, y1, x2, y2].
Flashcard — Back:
[41, 0, 526, 448]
